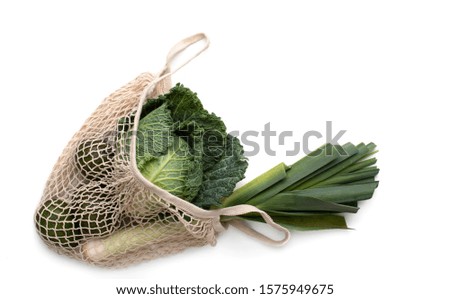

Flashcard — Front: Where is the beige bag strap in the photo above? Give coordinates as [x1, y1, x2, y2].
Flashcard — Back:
[210, 205, 290, 246]
[163, 33, 210, 75]
[131, 33, 290, 247]
[145, 33, 210, 98]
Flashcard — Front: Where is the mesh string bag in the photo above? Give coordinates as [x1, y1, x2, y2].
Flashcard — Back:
[34, 33, 289, 268]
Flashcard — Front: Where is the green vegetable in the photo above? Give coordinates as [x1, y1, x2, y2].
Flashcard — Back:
[243, 144, 340, 207]
[130, 84, 248, 205]
[135, 103, 172, 167]
[35, 199, 82, 248]
[221, 162, 289, 207]
[71, 184, 121, 238]
[140, 136, 195, 198]
[193, 134, 248, 207]
[220, 142, 379, 230]
[164, 85, 227, 172]
[75, 138, 115, 180]
[82, 222, 185, 262]
[162, 84, 246, 205]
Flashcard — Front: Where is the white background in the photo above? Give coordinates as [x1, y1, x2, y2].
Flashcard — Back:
[1, 1, 449, 298]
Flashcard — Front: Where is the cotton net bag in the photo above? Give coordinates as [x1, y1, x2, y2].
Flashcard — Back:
[34, 33, 289, 268]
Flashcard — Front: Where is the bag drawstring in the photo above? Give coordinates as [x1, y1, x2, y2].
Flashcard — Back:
[130, 33, 291, 247]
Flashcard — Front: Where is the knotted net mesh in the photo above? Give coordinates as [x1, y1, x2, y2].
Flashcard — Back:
[35, 73, 218, 267]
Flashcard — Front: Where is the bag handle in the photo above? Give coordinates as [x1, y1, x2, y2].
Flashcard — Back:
[131, 33, 290, 247]
[145, 33, 210, 98]
[210, 205, 290, 246]
[164, 33, 210, 75]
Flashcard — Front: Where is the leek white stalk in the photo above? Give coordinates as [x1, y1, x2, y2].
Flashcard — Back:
[82, 221, 184, 262]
